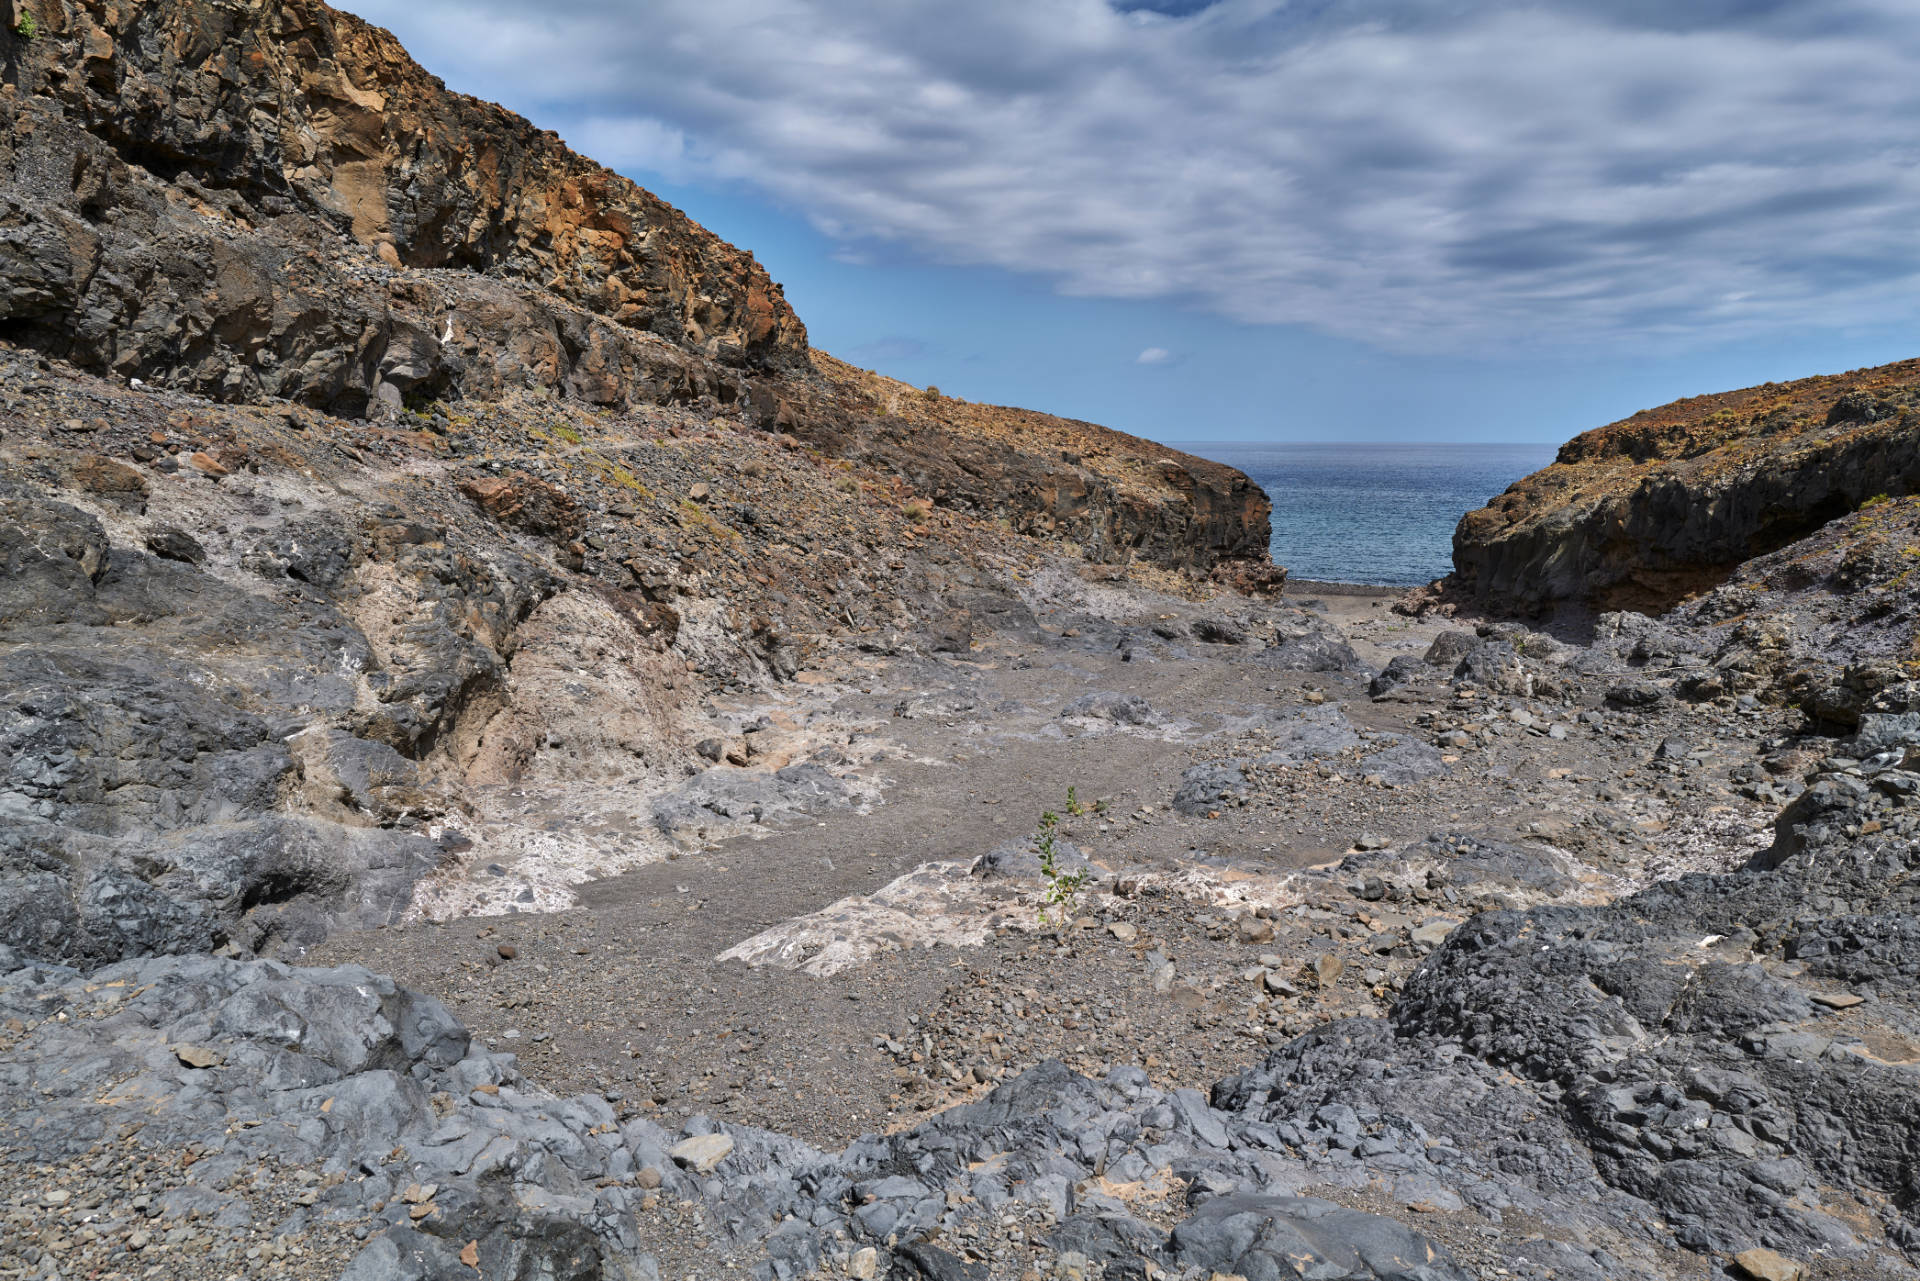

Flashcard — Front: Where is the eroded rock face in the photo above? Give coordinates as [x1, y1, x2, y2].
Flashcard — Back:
[1447, 359, 1920, 616]
[0, 478, 563, 962]
[0, 4, 1277, 581]
[780, 354, 1277, 577]
[0, 0, 806, 385]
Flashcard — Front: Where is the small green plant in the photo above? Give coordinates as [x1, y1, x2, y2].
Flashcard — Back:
[1035, 799, 1091, 927]
[553, 423, 582, 445]
[902, 497, 931, 523]
[13, 11, 35, 38]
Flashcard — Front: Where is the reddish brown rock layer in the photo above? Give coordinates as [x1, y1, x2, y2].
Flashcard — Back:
[1448, 358, 1920, 616]
[4, 0, 805, 369]
[789, 354, 1278, 578]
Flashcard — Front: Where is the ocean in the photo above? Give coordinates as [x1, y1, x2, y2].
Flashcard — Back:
[1182, 441, 1559, 587]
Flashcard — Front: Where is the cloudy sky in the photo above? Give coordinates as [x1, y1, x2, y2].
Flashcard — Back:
[340, 0, 1920, 443]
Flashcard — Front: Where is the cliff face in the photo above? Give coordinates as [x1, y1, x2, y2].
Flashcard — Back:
[1448, 358, 1920, 615]
[0, 0, 806, 415]
[0, 0, 1275, 581]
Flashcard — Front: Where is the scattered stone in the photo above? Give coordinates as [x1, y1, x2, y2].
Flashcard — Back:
[173, 1044, 223, 1069]
[1732, 1247, 1807, 1281]
[668, 1133, 735, 1174]
[145, 527, 207, 563]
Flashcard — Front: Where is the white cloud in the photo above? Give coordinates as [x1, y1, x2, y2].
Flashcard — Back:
[1136, 347, 1172, 364]
[341, 0, 1920, 352]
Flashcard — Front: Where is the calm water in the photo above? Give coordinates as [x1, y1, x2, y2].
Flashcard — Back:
[1183, 441, 1558, 586]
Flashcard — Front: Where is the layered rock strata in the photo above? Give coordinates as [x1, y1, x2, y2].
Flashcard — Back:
[1, 0, 806, 392]
[1447, 358, 1920, 615]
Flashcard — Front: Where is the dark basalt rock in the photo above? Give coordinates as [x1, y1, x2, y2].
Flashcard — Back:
[1061, 691, 1160, 725]
[0, 482, 563, 963]
[1261, 631, 1363, 672]
[1166, 1194, 1468, 1281]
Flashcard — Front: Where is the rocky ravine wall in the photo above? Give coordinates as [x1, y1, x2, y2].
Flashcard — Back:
[1446, 358, 1920, 616]
[791, 354, 1278, 577]
[0, 0, 1275, 580]
[1, 0, 806, 379]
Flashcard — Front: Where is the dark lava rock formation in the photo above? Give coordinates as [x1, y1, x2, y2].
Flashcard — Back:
[1445, 358, 1920, 616]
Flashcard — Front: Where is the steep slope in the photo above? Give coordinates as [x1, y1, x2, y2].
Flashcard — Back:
[1445, 358, 1920, 615]
[1, 0, 806, 383]
[0, 0, 1274, 583]
[789, 354, 1278, 580]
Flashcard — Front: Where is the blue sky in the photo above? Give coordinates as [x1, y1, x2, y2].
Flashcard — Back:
[340, 0, 1920, 444]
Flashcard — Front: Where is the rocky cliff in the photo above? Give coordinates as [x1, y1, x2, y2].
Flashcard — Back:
[0, 0, 1274, 583]
[0, 0, 807, 401]
[791, 354, 1277, 581]
[1446, 358, 1920, 616]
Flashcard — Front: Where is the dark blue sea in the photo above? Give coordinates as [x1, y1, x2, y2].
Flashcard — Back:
[1181, 442, 1558, 587]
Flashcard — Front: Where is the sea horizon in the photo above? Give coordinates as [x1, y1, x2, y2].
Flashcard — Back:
[1179, 439, 1559, 587]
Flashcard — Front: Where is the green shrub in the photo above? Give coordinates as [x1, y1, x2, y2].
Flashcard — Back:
[1035, 798, 1091, 926]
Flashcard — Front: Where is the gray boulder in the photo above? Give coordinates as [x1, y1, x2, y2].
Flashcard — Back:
[1168, 1194, 1469, 1281]
[1061, 691, 1159, 725]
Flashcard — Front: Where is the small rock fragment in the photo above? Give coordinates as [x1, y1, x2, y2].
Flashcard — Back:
[669, 1133, 734, 1174]
[1733, 1247, 1806, 1281]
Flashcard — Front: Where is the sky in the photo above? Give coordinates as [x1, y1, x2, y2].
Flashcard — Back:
[338, 0, 1920, 444]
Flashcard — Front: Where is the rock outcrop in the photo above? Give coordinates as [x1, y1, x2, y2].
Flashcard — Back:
[1, 0, 806, 404]
[0, 0, 1275, 581]
[787, 354, 1277, 578]
[0, 948, 1476, 1281]
[1446, 358, 1920, 616]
